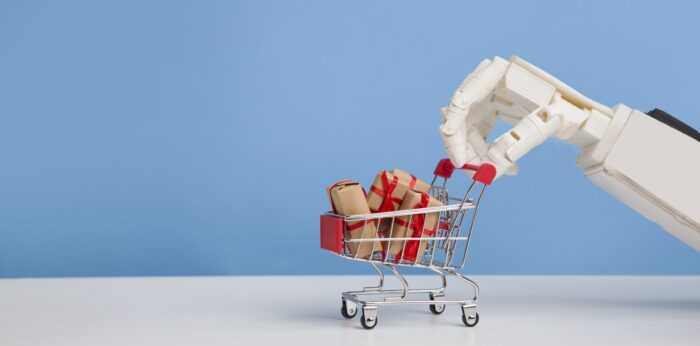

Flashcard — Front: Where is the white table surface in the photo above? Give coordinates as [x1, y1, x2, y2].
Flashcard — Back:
[1, 275, 699, 346]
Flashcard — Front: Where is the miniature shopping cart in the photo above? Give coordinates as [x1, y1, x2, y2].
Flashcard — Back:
[320, 159, 496, 329]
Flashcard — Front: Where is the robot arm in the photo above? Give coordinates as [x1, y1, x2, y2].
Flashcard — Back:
[440, 56, 700, 251]
[440, 56, 613, 178]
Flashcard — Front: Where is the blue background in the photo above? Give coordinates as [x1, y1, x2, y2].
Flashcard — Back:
[1, 0, 699, 277]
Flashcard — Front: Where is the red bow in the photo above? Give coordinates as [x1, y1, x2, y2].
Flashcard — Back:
[370, 171, 402, 213]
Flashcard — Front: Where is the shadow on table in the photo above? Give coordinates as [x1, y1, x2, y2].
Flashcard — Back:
[285, 303, 457, 328]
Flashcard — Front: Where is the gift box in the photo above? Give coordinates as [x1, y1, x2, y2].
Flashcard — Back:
[391, 169, 431, 194]
[383, 190, 443, 263]
[367, 169, 432, 213]
[326, 180, 383, 258]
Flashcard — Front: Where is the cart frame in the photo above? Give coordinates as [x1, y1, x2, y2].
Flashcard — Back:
[321, 159, 496, 329]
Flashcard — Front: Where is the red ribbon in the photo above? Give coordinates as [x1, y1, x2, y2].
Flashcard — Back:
[408, 174, 417, 189]
[394, 193, 436, 263]
[371, 172, 402, 261]
[370, 171, 402, 213]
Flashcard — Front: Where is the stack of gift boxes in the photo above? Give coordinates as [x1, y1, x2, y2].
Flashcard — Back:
[324, 169, 443, 262]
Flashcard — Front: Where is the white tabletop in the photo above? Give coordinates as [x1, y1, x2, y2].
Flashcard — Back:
[1, 275, 699, 346]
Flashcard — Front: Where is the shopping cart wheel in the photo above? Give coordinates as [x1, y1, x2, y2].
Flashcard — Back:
[462, 312, 479, 327]
[360, 306, 378, 329]
[428, 293, 445, 314]
[341, 300, 357, 319]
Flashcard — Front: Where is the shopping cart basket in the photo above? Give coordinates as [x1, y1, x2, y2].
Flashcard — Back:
[320, 159, 496, 329]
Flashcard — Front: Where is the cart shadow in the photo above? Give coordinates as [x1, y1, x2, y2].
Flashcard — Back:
[290, 310, 471, 331]
[288, 305, 441, 324]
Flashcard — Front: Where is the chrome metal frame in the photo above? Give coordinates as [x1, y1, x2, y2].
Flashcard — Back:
[325, 176, 488, 329]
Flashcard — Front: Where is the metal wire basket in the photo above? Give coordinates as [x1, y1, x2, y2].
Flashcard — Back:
[320, 159, 496, 329]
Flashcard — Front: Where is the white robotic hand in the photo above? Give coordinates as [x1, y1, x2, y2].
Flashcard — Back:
[438, 55, 700, 252]
[440, 56, 613, 179]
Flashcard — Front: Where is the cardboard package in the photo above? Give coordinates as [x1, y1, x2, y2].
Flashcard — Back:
[367, 169, 432, 213]
[327, 180, 383, 258]
[384, 190, 443, 262]
[391, 169, 431, 194]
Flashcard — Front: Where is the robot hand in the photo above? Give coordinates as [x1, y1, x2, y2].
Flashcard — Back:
[439, 56, 614, 179]
[439, 56, 700, 252]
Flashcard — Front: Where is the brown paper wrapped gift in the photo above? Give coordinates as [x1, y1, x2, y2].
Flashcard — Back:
[391, 169, 431, 194]
[383, 190, 443, 262]
[327, 180, 383, 258]
[367, 169, 432, 213]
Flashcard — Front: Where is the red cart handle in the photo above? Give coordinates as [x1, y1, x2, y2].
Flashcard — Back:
[433, 158, 497, 185]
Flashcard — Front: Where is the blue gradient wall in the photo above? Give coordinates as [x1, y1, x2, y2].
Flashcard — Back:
[1, 0, 699, 277]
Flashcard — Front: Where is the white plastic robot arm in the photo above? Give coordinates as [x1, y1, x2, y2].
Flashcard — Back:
[439, 56, 700, 252]
[440, 56, 613, 179]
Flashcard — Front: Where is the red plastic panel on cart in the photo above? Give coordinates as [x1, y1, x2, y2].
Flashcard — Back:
[320, 214, 344, 254]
